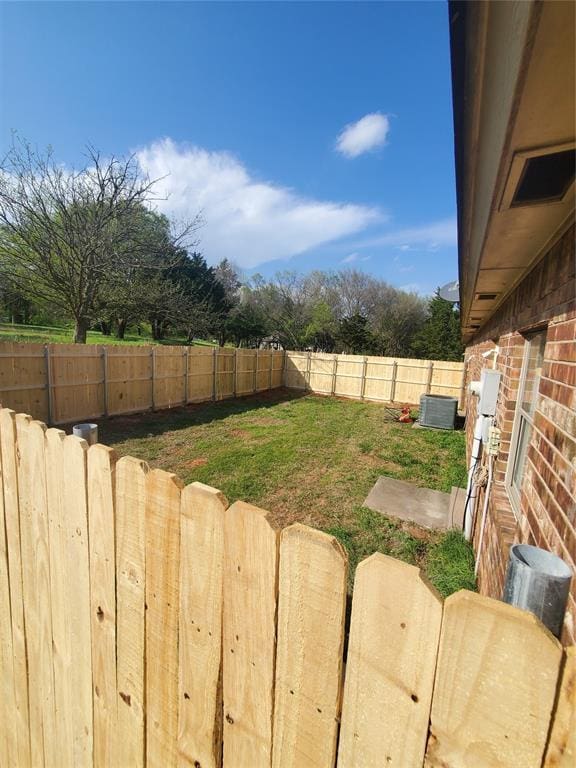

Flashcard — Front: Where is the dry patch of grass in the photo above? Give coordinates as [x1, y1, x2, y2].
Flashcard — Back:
[101, 389, 474, 596]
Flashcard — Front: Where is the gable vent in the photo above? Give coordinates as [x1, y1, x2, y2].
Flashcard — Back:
[511, 149, 575, 206]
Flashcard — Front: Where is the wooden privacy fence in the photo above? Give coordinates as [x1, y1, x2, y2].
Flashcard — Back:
[284, 351, 466, 406]
[0, 405, 573, 768]
[0, 343, 284, 425]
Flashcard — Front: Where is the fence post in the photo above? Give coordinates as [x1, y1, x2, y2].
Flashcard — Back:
[268, 350, 273, 390]
[390, 360, 398, 403]
[151, 347, 156, 411]
[183, 347, 189, 404]
[282, 349, 287, 388]
[101, 346, 108, 416]
[212, 347, 217, 401]
[459, 359, 468, 410]
[331, 355, 338, 396]
[233, 349, 238, 397]
[360, 356, 368, 400]
[305, 351, 312, 391]
[44, 344, 53, 424]
[426, 361, 434, 395]
[254, 349, 258, 393]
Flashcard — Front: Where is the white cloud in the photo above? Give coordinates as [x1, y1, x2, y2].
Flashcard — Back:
[400, 283, 423, 294]
[350, 217, 457, 251]
[136, 139, 381, 268]
[335, 113, 390, 158]
[341, 252, 360, 264]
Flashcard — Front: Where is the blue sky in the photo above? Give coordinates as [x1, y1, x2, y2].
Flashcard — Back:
[0, 1, 457, 295]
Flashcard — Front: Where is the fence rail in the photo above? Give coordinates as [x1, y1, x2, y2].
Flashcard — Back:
[0, 343, 284, 424]
[0, 404, 572, 767]
[284, 351, 466, 406]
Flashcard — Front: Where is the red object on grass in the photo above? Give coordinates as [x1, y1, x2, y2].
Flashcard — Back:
[398, 406, 413, 424]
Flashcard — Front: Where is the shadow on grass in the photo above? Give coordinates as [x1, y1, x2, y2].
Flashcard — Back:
[97, 388, 308, 446]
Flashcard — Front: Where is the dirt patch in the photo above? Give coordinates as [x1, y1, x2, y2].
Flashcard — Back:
[402, 522, 431, 541]
[229, 429, 251, 439]
[359, 453, 384, 467]
[380, 460, 404, 473]
[185, 457, 208, 469]
[246, 417, 282, 427]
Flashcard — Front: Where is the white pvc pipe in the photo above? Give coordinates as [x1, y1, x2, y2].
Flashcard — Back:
[463, 414, 484, 540]
[475, 454, 493, 576]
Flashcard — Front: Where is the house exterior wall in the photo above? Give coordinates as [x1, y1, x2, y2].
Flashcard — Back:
[464, 223, 576, 643]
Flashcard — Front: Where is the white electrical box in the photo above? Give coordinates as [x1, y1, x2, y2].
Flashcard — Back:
[478, 369, 501, 416]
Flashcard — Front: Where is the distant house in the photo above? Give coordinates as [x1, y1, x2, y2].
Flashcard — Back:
[449, 1, 575, 641]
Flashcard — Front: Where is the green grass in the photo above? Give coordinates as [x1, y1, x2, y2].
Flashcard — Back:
[0, 322, 217, 347]
[101, 390, 475, 597]
[426, 529, 477, 598]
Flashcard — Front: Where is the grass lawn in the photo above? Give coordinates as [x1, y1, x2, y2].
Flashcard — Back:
[0, 322, 216, 347]
[100, 389, 476, 597]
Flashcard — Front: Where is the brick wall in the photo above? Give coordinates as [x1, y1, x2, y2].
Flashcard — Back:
[464, 223, 576, 643]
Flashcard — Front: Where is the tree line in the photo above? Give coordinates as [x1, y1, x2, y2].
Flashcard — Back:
[0, 140, 463, 360]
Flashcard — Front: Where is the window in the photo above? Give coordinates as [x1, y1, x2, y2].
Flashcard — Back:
[507, 330, 547, 512]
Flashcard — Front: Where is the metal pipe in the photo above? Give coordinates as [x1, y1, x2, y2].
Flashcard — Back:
[503, 544, 572, 638]
[72, 423, 98, 445]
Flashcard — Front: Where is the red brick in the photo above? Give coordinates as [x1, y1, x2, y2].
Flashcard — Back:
[543, 361, 576, 387]
[539, 377, 575, 408]
[548, 320, 576, 342]
[465, 224, 576, 640]
[546, 341, 576, 363]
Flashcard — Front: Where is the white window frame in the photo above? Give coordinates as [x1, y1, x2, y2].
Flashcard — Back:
[506, 329, 547, 516]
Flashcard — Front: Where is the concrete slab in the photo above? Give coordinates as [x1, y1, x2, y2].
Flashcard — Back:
[363, 476, 451, 530]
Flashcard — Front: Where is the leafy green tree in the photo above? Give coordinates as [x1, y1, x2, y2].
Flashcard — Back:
[411, 292, 464, 361]
[94, 207, 184, 338]
[337, 313, 375, 354]
[0, 282, 33, 324]
[167, 253, 228, 342]
[0, 139, 199, 342]
[226, 303, 269, 347]
[371, 291, 428, 356]
[304, 301, 337, 352]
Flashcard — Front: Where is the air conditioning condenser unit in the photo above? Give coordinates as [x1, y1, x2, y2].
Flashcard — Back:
[419, 394, 458, 430]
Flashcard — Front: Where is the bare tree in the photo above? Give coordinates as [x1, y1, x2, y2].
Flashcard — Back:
[0, 138, 200, 342]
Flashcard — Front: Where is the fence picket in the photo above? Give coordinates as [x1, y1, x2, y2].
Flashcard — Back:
[223, 501, 280, 768]
[0, 408, 18, 767]
[272, 524, 347, 768]
[115, 456, 148, 768]
[178, 482, 228, 768]
[45, 428, 74, 767]
[338, 553, 442, 768]
[0, 409, 31, 767]
[544, 646, 575, 766]
[0, 401, 572, 768]
[16, 416, 58, 768]
[62, 434, 94, 767]
[88, 445, 118, 768]
[425, 590, 563, 768]
[145, 469, 183, 768]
